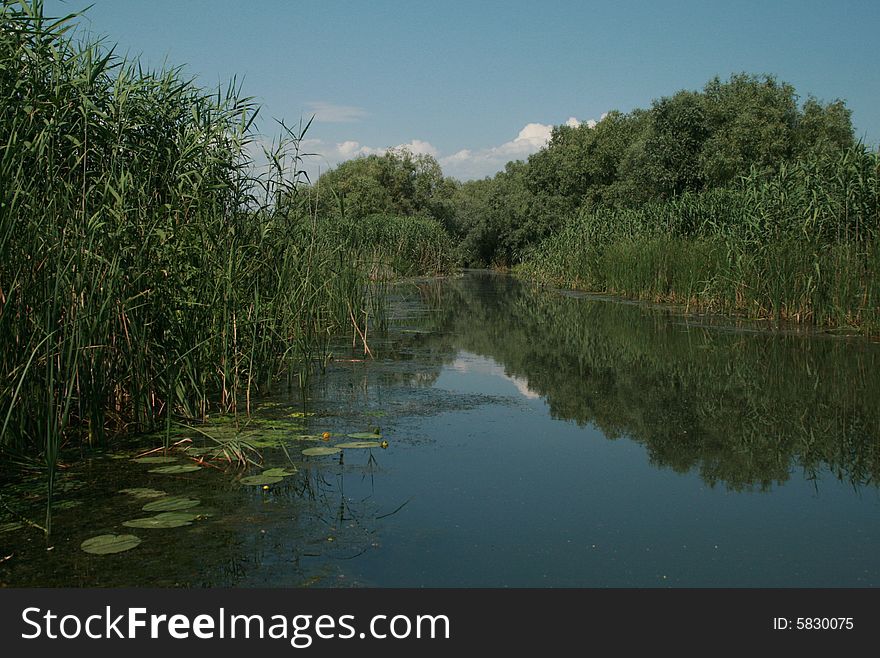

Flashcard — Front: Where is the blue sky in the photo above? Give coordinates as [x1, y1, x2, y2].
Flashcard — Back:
[45, 0, 880, 180]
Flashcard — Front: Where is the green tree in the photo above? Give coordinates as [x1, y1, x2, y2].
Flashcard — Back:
[638, 91, 709, 198]
[313, 148, 454, 223]
[698, 73, 799, 185]
[794, 97, 855, 158]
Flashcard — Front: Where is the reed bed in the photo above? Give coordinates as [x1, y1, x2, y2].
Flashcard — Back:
[518, 145, 880, 331]
[0, 1, 449, 530]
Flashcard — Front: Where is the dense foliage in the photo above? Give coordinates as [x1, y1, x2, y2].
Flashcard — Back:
[0, 1, 450, 527]
[450, 73, 864, 268]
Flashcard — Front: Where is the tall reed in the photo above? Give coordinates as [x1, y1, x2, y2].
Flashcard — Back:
[0, 1, 450, 533]
[518, 145, 880, 331]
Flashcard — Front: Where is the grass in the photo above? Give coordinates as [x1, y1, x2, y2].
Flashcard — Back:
[0, 1, 451, 534]
[517, 146, 880, 332]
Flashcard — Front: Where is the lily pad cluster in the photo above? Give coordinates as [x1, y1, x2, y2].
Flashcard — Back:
[299, 430, 388, 458]
[240, 467, 298, 486]
[81, 495, 210, 555]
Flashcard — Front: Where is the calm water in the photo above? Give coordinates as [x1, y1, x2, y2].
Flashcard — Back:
[3, 270, 880, 587]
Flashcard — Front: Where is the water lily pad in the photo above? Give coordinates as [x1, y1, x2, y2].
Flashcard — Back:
[301, 447, 341, 457]
[262, 467, 298, 477]
[346, 432, 382, 440]
[148, 464, 201, 474]
[53, 500, 83, 511]
[122, 513, 195, 529]
[240, 474, 284, 486]
[294, 434, 323, 441]
[133, 456, 178, 464]
[336, 441, 382, 449]
[81, 534, 142, 555]
[142, 496, 201, 512]
[119, 488, 167, 499]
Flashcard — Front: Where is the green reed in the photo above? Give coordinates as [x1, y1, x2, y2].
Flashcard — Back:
[0, 1, 450, 532]
[518, 145, 880, 331]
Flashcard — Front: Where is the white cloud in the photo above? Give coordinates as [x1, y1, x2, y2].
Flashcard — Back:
[437, 122, 552, 179]
[397, 139, 438, 157]
[450, 352, 540, 399]
[439, 115, 608, 179]
[305, 101, 367, 123]
[293, 137, 440, 182]
[259, 114, 607, 183]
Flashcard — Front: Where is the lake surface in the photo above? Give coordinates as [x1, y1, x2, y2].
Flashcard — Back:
[3, 270, 880, 587]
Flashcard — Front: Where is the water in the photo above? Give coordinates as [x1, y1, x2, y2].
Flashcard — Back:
[3, 270, 880, 587]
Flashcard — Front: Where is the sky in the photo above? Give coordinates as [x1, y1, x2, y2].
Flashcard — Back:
[44, 0, 880, 181]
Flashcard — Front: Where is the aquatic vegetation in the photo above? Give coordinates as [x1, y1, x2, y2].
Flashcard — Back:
[52, 500, 82, 511]
[122, 513, 198, 529]
[240, 466, 298, 485]
[133, 456, 179, 465]
[80, 534, 142, 555]
[261, 468, 298, 477]
[148, 465, 202, 475]
[119, 488, 167, 499]
[0, 1, 448, 535]
[240, 475, 283, 486]
[301, 447, 341, 457]
[517, 149, 880, 332]
[336, 441, 382, 449]
[142, 497, 201, 512]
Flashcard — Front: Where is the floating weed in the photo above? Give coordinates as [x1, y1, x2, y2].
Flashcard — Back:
[301, 447, 341, 457]
[142, 497, 201, 512]
[336, 441, 382, 449]
[122, 514, 194, 529]
[240, 474, 284, 486]
[239, 437, 282, 449]
[364, 410, 387, 418]
[287, 412, 316, 419]
[258, 421, 306, 432]
[261, 468, 298, 478]
[53, 500, 83, 511]
[80, 534, 142, 555]
[148, 465, 202, 474]
[119, 488, 167, 499]
[133, 456, 179, 464]
[0, 521, 24, 533]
